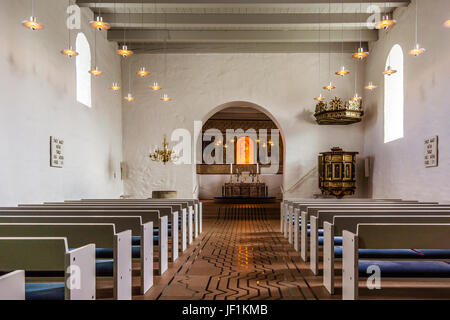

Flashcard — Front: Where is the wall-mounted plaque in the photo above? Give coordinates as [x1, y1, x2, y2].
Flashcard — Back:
[424, 136, 438, 168]
[50, 136, 64, 168]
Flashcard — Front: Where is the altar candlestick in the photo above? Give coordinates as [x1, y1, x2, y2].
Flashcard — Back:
[257, 163, 259, 174]
[230, 163, 233, 174]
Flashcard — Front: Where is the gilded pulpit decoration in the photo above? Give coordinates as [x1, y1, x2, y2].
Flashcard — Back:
[318, 147, 358, 198]
[314, 97, 364, 125]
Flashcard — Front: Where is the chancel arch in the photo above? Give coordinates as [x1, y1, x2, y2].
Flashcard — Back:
[196, 102, 285, 200]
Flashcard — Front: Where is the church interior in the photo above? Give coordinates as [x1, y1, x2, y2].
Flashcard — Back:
[0, 0, 449, 303]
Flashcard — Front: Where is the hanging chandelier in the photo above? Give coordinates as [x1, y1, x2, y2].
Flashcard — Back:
[160, 94, 172, 102]
[351, 93, 362, 101]
[314, 8, 324, 102]
[149, 135, 178, 165]
[365, 82, 377, 90]
[383, 65, 397, 76]
[137, 67, 149, 77]
[151, 82, 162, 91]
[408, 0, 426, 56]
[110, 82, 121, 91]
[323, 1, 336, 91]
[22, 0, 43, 30]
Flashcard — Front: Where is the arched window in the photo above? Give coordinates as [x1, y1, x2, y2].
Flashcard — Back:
[236, 137, 255, 164]
[76, 33, 92, 108]
[384, 44, 404, 143]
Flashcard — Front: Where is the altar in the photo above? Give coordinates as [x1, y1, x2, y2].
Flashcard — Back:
[222, 182, 268, 197]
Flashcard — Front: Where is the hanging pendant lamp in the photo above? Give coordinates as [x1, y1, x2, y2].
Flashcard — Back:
[353, 47, 369, 60]
[117, 5, 134, 57]
[89, 0, 110, 31]
[124, 93, 135, 102]
[444, 20, 450, 28]
[22, 0, 43, 30]
[324, 1, 335, 91]
[61, 0, 78, 57]
[408, 0, 426, 56]
[89, 27, 102, 76]
[365, 81, 377, 90]
[314, 93, 325, 102]
[383, 65, 397, 76]
[335, 0, 349, 76]
[375, 14, 396, 30]
[151, 82, 162, 91]
[137, 67, 149, 77]
[110, 82, 121, 91]
[160, 94, 172, 102]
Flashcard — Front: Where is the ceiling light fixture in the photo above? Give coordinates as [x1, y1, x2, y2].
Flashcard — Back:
[324, 0, 336, 91]
[336, 0, 349, 77]
[353, 4, 368, 60]
[124, 60, 134, 102]
[22, 0, 43, 30]
[314, 8, 324, 101]
[375, 2, 396, 30]
[408, 0, 426, 56]
[117, 5, 134, 57]
[89, 26, 102, 76]
[444, 20, 450, 28]
[61, 0, 79, 57]
[89, 0, 110, 31]
[137, 67, 149, 77]
[110, 82, 121, 91]
[365, 81, 377, 90]
[160, 94, 172, 102]
[151, 82, 161, 91]
[383, 65, 397, 76]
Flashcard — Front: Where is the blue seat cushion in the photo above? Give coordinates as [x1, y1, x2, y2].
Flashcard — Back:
[132, 236, 141, 245]
[25, 282, 65, 300]
[358, 260, 450, 277]
[96, 246, 141, 259]
[96, 259, 114, 277]
[318, 236, 342, 245]
[307, 229, 324, 236]
[334, 247, 450, 259]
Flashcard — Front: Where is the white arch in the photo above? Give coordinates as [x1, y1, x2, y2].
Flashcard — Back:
[384, 44, 404, 143]
[76, 32, 92, 108]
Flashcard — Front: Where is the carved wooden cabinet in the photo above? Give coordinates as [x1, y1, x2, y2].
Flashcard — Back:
[318, 147, 358, 198]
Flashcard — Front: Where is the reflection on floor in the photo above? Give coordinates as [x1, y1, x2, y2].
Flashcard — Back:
[132, 205, 450, 300]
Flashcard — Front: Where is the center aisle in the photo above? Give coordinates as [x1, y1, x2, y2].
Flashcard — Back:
[148, 205, 317, 300]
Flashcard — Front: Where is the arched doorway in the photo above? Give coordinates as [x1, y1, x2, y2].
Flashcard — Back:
[196, 102, 285, 200]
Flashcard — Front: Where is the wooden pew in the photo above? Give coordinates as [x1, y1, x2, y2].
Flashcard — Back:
[0, 237, 95, 300]
[65, 200, 190, 251]
[36, 202, 183, 259]
[298, 202, 438, 261]
[284, 199, 409, 243]
[78, 198, 201, 242]
[0, 270, 25, 300]
[0, 208, 169, 276]
[322, 214, 450, 294]
[308, 205, 450, 271]
[281, 199, 403, 235]
[0, 223, 131, 300]
[0, 215, 153, 295]
[342, 223, 450, 300]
